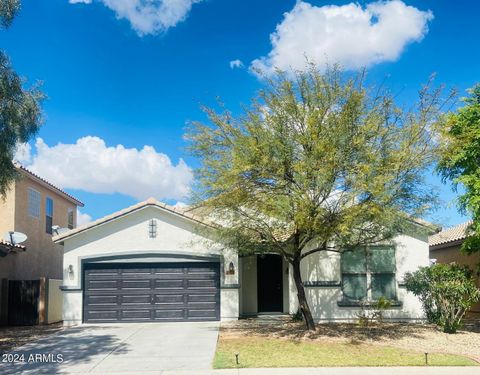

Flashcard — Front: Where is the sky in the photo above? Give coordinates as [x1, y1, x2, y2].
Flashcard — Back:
[1, 0, 478, 228]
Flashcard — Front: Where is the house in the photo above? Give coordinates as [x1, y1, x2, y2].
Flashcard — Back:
[55, 198, 433, 325]
[0, 163, 84, 281]
[429, 221, 480, 318]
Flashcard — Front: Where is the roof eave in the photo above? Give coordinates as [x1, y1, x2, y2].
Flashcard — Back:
[53, 199, 214, 244]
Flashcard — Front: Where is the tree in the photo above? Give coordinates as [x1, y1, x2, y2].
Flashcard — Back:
[186, 65, 448, 330]
[438, 85, 480, 255]
[0, 0, 44, 197]
[404, 263, 480, 333]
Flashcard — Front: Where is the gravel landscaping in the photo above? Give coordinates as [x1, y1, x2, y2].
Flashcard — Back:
[0, 323, 63, 354]
[220, 317, 480, 364]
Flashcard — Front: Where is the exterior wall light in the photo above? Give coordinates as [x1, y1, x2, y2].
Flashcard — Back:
[68, 264, 74, 275]
[226, 261, 235, 275]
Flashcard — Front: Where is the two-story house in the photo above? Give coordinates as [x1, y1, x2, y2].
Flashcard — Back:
[0, 163, 84, 280]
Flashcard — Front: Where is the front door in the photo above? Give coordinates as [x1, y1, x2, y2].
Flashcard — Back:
[257, 254, 283, 313]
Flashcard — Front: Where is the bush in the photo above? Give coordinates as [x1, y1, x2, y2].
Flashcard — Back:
[404, 263, 480, 333]
[356, 297, 393, 327]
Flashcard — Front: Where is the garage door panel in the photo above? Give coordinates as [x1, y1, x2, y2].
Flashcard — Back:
[154, 309, 185, 320]
[85, 310, 118, 321]
[154, 294, 184, 303]
[187, 279, 217, 288]
[188, 309, 217, 318]
[188, 294, 216, 303]
[154, 268, 184, 274]
[121, 279, 152, 289]
[121, 294, 151, 304]
[86, 280, 118, 290]
[121, 310, 151, 320]
[85, 295, 118, 306]
[84, 262, 220, 323]
[154, 279, 185, 289]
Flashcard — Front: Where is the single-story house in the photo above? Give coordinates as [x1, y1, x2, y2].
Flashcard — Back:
[54, 198, 433, 326]
[429, 221, 480, 318]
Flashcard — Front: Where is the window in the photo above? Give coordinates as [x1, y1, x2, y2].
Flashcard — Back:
[148, 219, 157, 238]
[28, 188, 41, 218]
[341, 246, 396, 301]
[67, 208, 74, 229]
[46, 197, 53, 234]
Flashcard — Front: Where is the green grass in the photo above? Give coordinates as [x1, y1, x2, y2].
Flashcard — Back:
[213, 337, 478, 368]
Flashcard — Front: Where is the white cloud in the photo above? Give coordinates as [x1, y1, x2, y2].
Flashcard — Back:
[14, 143, 32, 164]
[229, 59, 244, 69]
[69, 0, 202, 35]
[22, 136, 193, 201]
[76, 209, 93, 226]
[251, 1, 433, 76]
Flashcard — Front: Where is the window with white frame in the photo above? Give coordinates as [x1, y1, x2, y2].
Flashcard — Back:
[46, 197, 54, 234]
[341, 246, 397, 301]
[27, 188, 41, 218]
[67, 208, 74, 229]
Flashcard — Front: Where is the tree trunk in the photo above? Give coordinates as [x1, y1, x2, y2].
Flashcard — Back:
[292, 255, 316, 331]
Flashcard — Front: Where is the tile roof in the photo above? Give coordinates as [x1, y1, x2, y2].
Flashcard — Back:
[0, 239, 26, 250]
[53, 197, 214, 243]
[429, 221, 472, 247]
[14, 162, 84, 207]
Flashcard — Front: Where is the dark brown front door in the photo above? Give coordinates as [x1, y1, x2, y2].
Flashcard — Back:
[83, 262, 220, 323]
[257, 254, 283, 313]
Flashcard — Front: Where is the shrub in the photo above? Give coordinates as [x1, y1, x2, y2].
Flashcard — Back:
[356, 297, 393, 327]
[404, 263, 480, 333]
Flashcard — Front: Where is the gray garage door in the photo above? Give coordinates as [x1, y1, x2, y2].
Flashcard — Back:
[83, 262, 220, 323]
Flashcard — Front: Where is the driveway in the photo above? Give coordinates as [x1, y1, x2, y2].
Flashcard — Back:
[0, 322, 219, 374]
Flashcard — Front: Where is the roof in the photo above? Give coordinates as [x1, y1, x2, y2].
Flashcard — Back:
[14, 163, 84, 207]
[0, 239, 26, 250]
[429, 221, 472, 248]
[53, 198, 214, 243]
[0, 239, 26, 257]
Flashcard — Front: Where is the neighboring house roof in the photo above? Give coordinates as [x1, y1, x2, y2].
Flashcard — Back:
[429, 221, 472, 249]
[0, 239, 26, 257]
[53, 198, 214, 244]
[14, 162, 84, 207]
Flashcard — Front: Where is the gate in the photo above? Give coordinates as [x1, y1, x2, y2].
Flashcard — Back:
[7, 280, 40, 325]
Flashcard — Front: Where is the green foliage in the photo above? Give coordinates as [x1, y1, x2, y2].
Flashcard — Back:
[404, 263, 480, 333]
[0, 0, 44, 198]
[291, 309, 303, 322]
[186, 65, 446, 259]
[186, 64, 448, 330]
[356, 297, 393, 327]
[437, 85, 480, 255]
[0, 0, 20, 28]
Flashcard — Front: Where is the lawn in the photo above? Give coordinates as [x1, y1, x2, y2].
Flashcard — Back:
[214, 336, 478, 368]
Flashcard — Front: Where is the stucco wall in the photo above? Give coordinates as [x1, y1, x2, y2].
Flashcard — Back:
[241, 233, 429, 321]
[47, 279, 63, 324]
[0, 183, 16, 280]
[240, 255, 257, 315]
[431, 244, 480, 316]
[60, 206, 239, 325]
[0, 173, 78, 280]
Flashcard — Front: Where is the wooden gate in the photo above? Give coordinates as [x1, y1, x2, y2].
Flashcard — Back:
[8, 280, 40, 325]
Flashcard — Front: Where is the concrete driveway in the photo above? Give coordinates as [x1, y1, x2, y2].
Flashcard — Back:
[0, 322, 219, 374]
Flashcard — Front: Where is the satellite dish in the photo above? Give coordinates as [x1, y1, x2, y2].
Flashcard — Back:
[3, 231, 27, 245]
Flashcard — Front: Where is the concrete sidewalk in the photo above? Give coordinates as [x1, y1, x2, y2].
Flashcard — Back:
[165, 367, 479, 375]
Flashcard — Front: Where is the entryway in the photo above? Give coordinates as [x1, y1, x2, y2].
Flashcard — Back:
[257, 254, 283, 313]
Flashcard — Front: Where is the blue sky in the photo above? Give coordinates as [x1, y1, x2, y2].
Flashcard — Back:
[1, 0, 478, 228]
